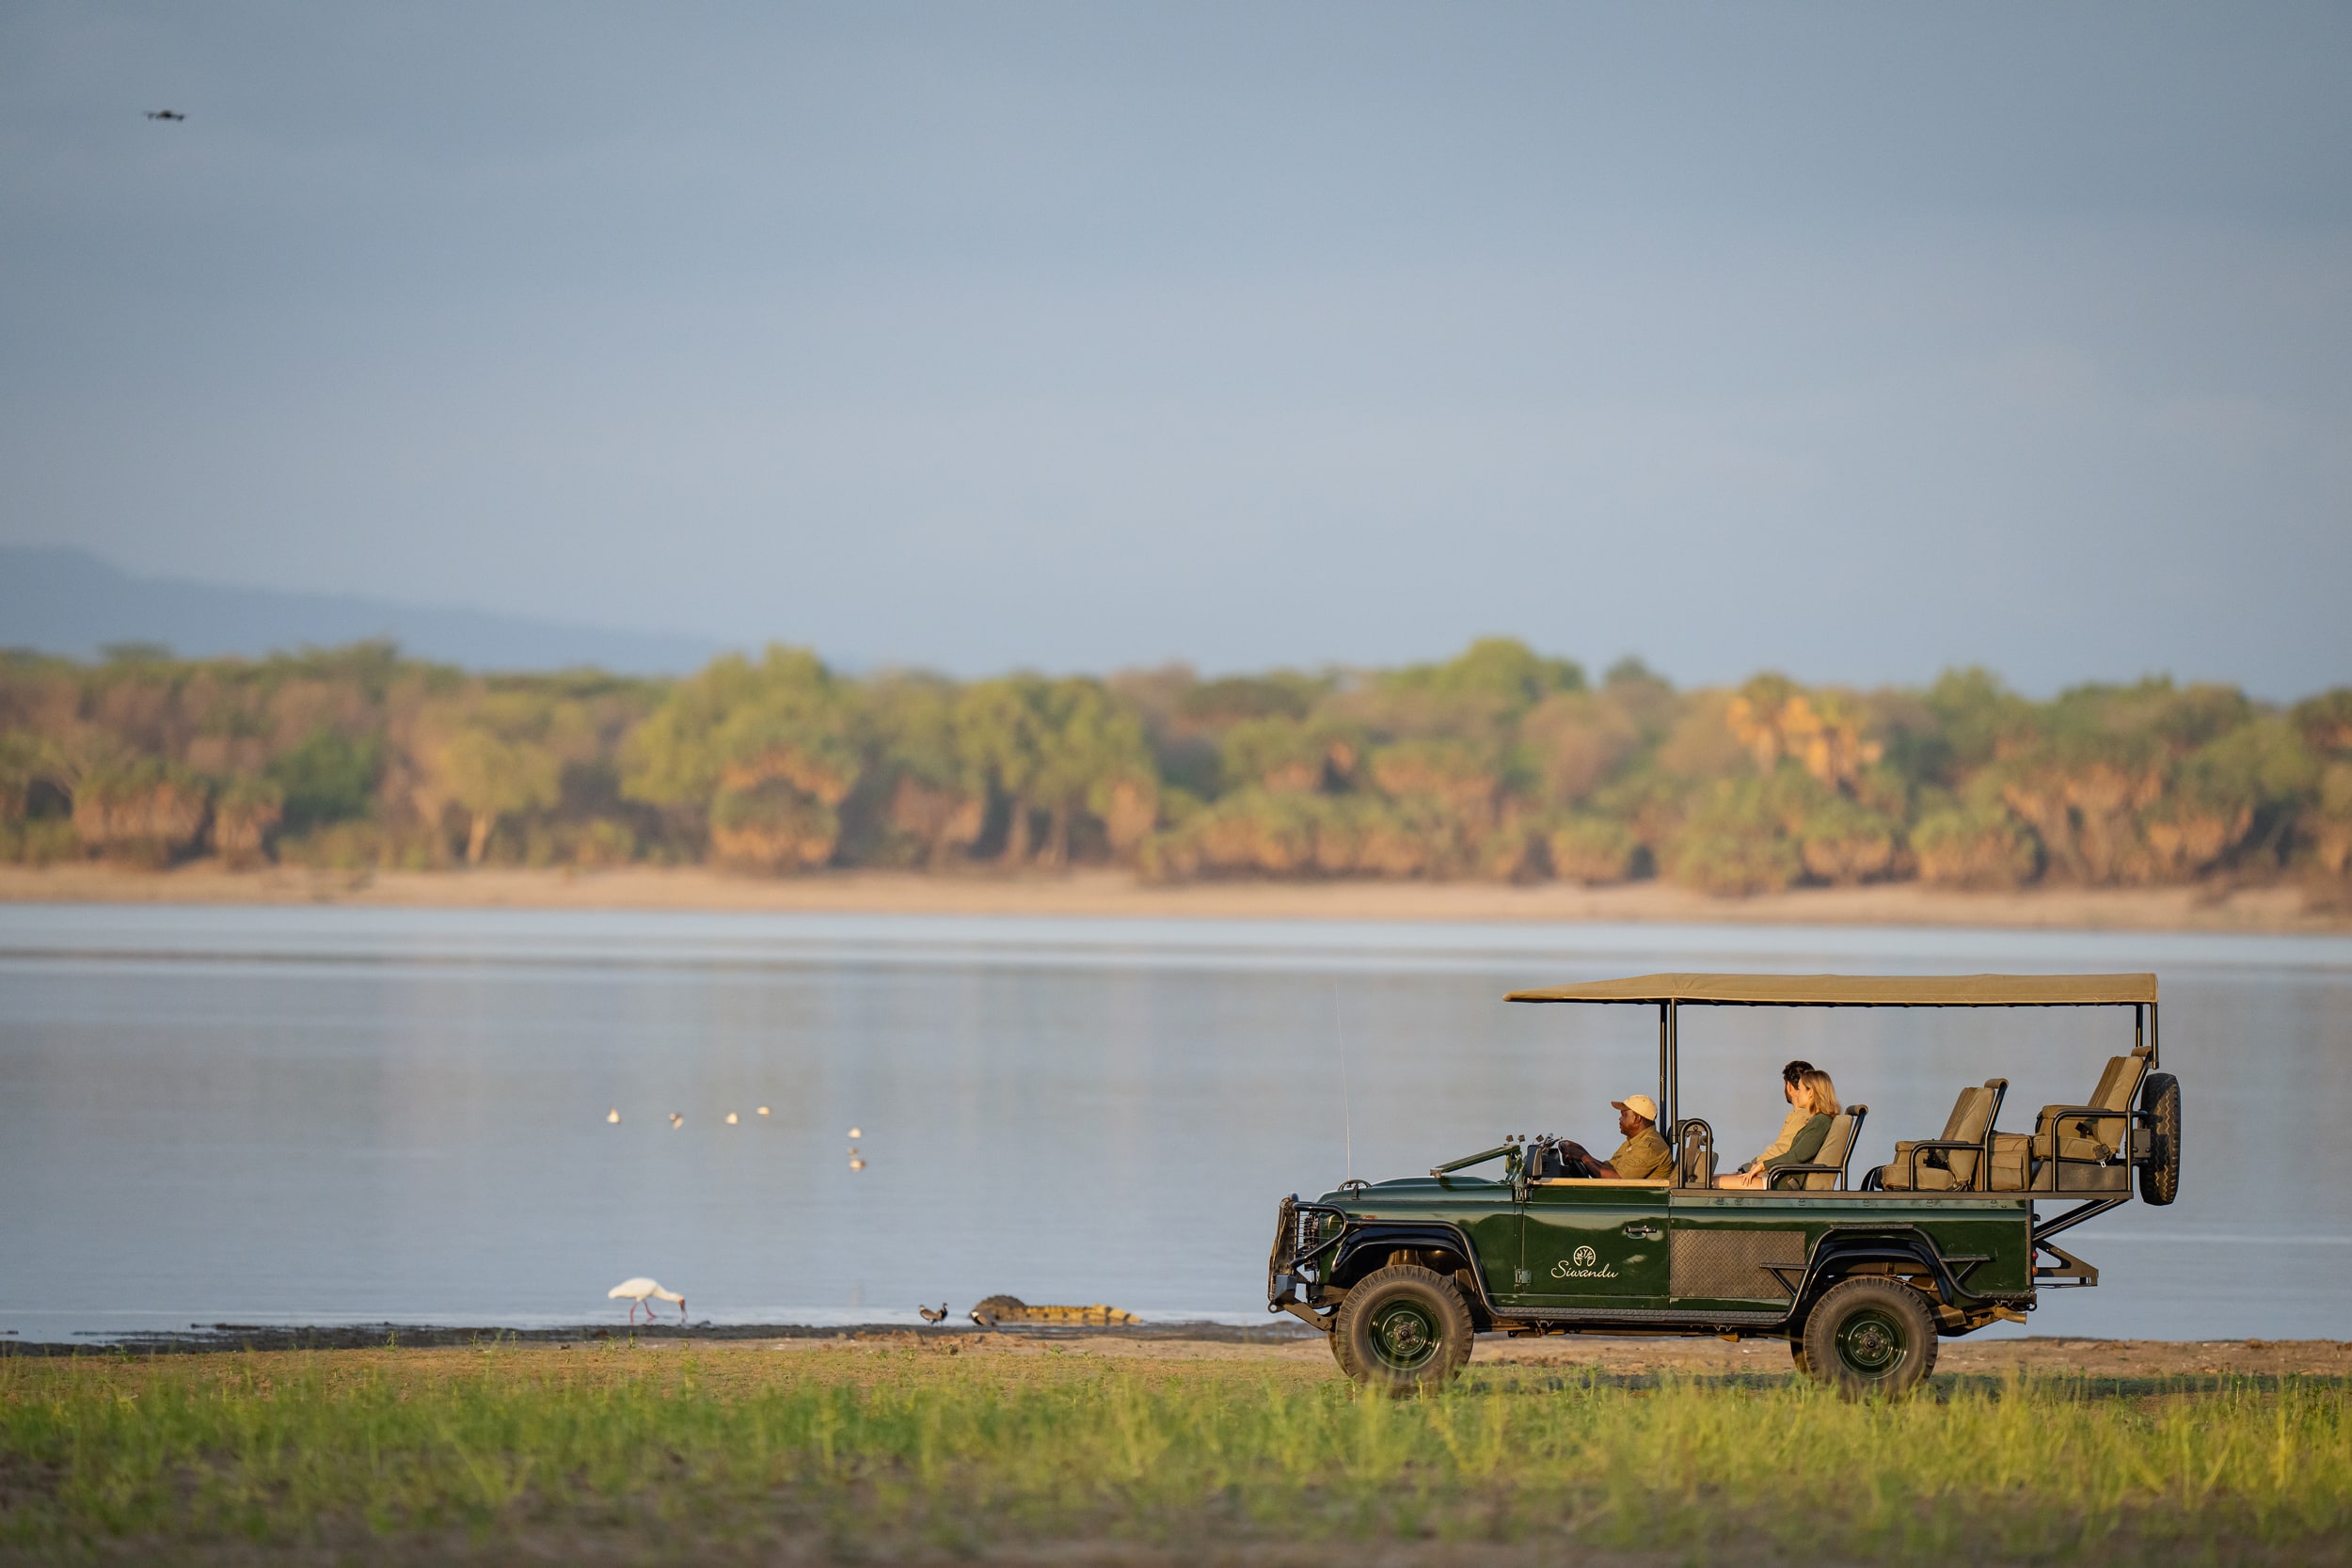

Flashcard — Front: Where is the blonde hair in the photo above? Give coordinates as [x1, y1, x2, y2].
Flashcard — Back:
[1798, 1069, 1841, 1117]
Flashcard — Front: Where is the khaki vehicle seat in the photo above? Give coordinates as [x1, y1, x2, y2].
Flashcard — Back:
[1677, 1119, 1716, 1188]
[2029, 1045, 2149, 1189]
[1876, 1081, 2004, 1191]
[1768, 1105, 1867, 1191]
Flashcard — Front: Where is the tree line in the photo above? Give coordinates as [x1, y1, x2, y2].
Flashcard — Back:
[3, 638, 2348, 897]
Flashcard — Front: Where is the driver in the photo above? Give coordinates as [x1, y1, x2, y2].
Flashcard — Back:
[1551, 1094, 1675, 1180]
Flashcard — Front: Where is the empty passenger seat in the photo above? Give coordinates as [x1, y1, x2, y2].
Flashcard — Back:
[1677, 1118, 1717, 1188]
[1873, 1081, 2005, 1191]
[2029, 1045, 2149, 1191]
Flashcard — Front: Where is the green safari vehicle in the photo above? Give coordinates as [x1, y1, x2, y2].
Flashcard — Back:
[1266, 973, 2182, 1396]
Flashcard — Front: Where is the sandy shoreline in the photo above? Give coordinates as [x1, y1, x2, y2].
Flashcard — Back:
[0, 861, 2343, 933]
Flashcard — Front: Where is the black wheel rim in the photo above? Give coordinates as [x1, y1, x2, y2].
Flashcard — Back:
[1833, 1307, 1910, 1380]
[1366, 1300, 1440, 1371]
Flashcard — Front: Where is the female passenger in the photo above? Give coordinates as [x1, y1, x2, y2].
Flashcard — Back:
[1716, 1069, 1840, 1190]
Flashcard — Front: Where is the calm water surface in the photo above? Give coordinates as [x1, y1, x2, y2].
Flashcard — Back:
[2, 904, 2347, 1341]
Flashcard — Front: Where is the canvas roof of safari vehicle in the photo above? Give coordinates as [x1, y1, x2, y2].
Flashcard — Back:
[1504, 972, 2157, 1007]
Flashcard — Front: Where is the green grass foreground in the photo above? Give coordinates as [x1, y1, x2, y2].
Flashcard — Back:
[2, 1344, 2348, 1563]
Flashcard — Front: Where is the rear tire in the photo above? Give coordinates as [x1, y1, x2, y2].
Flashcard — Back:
[2139, 1072, 2181, 1206]
[1800, 1278, 1938, 1400]
[1334, 1265, 1473, 1394]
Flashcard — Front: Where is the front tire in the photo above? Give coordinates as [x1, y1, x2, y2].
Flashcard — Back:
[1800, 1278, 1938, 1399]
[1328, 1322, 1359, 1379]
[1334, 1265, 1473, 1393]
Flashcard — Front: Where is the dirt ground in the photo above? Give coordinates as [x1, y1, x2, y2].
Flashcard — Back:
[0, 861, 2340, 933]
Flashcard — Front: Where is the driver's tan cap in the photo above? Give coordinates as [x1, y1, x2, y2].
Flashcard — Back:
[1613, 1093, 1660, 1123]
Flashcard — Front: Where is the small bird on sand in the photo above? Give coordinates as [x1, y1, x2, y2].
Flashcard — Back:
[848, 1127, 862, 1139]
[607, 1107, 621, 1124]
[724, 1112, 739, 1125]
[609, 1277, 687, 1324]
[669, 1112, 684, 1129]
[918, 1303, 949, 1324]
[756, 1106, 771, 1117]
[145, 110, 186, 121]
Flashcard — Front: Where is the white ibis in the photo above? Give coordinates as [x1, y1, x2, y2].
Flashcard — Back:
[609, 1277, 687, 1323]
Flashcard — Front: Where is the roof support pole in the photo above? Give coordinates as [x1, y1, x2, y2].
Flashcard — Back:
[1656, 1003, 1668, 1129]
[1666, 1000, 1680, 1136]
[2151, 1003, 2160, 1069]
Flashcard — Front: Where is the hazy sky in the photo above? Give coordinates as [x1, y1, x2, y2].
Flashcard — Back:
[4, 3, 2347, 693]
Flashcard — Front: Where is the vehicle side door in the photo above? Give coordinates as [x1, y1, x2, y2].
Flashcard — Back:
[1504, 1179, 1670, 1310]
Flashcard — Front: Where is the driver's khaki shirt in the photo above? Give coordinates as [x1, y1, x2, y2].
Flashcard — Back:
[1608, 1127, 1675, 1181]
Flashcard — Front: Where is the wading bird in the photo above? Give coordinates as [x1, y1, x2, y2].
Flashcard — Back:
[918, 1303, 949, 1324]
[608, 1277, 687, 1324]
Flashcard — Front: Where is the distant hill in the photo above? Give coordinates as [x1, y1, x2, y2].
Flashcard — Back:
[0, 546, 722, 673]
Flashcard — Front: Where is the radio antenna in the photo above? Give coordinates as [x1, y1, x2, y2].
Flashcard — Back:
[1332, 979, 1353, 1181]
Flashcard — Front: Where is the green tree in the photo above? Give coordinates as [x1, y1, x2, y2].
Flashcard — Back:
[1386, 638, 1584, 715]
[439, 719, 562, 866]
[210, 775, 286, 867]
[621, 646, 862, 872]
[267, 730, 382, 832]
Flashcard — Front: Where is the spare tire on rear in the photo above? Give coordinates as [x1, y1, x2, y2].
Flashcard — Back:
[2139, 1071, 2182, 1206]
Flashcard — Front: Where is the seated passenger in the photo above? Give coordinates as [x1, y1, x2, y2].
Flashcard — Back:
[1732, 1059, 1818, 1177]
[1717, 1069, 1838, 1190]
[1550, 1093, 1675, 1180]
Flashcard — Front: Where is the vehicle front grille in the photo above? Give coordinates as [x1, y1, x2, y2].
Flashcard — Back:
[1269, 1196, 1299, 1277]
[1269, 1196, 1345, 1302]
[1671, 1227, 1805, 1301]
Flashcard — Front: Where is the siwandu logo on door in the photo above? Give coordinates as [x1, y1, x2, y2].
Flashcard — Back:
[1552, 1244, 1617, 1279]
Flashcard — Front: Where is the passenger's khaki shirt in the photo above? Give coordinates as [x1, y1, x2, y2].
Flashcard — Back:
[1744, 1103, 1812, 1171]
[1608, 1126, 1675, 1181]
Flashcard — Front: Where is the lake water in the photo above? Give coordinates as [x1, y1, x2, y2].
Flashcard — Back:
[2, 903, 2348, 1343]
